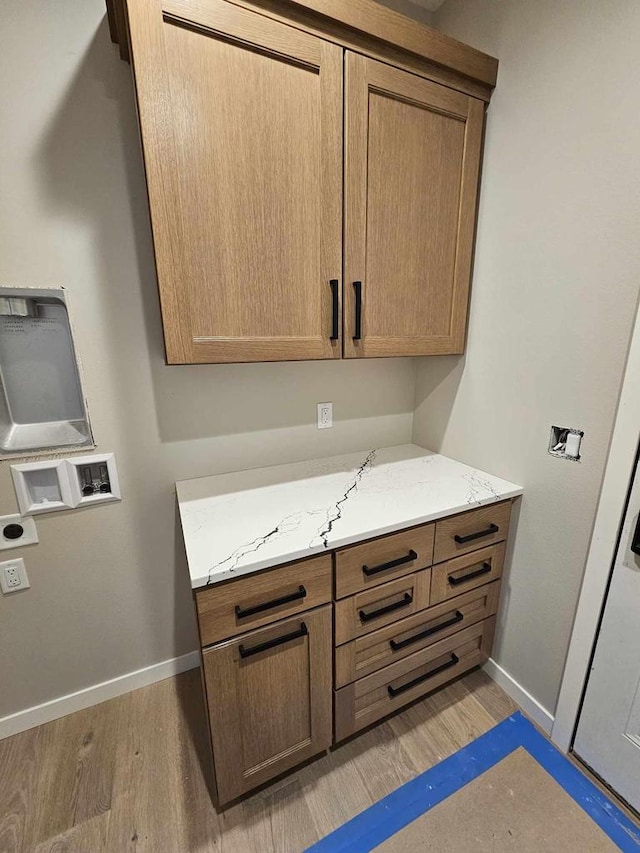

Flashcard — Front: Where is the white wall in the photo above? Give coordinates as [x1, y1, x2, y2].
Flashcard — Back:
[414, 0, 640, 715]
[0, 0, 416, 721]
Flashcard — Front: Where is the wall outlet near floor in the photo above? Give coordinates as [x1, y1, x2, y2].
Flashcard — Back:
[0, 557, 30, 594]
[317, 402, 333, 429]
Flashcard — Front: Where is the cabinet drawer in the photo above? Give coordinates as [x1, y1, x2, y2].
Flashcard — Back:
[335, 581, 500, 688]
[335, 524, 434, 599]
[433, 500, 512, 563]
[334, 617, 495, 742]
[431, 542, 505, 605]
[203, 605, 332, 804]
[196, 554, 332, 646]
[334, 569, 430, 646]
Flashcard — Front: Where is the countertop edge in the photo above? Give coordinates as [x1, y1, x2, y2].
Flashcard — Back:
[189, 487, 523, 590]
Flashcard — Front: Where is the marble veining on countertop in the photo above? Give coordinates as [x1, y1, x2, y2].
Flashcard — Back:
[176, 444, 523, 589]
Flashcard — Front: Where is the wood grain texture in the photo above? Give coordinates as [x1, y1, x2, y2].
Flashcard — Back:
[203, 605, 332, 804]
[334, 523, 434, 599]
[334, 568, 431, 646]
[126, 0, 342, 363]
[335, 581, 500, 688]
[343, 52, 486, 358]
[431, 542, 505, 605]
[210, 0, 494, 100]
[433, 500, 512, 564]
[113, 0, 498, 99]
[335, 617, 495, 741]
[196, 553, 332, 646]
[0, 667, 521, 851]
[214, 0, 499, 86]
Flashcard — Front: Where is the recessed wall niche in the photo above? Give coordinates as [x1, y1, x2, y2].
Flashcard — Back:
[0, 286, 93, 457]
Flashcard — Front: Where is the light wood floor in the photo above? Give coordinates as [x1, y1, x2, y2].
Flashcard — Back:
[0, 668, 517, 853]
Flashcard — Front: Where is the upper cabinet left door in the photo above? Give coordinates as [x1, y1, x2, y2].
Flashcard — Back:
[126, 0, 343, 363]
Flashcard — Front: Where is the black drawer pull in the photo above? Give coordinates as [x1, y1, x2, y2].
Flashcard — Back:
[454, 523, 499, 544]
[330, 279, 339, 341]
[389, 611, 463, 651]
[359, 592, 413, 623]
[353, 281, 362, 340]
[362, 549, 418, 577]
[235, 585, 306, 619]
[387, 653, 459, 698]
[239, 622, 307, 659]
[448, 562, 492, 587]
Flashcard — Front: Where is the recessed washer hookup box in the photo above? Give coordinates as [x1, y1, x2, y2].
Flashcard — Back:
[0, 286, 93, 457]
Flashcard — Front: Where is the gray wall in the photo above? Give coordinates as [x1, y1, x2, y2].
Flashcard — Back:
[413, 0, 640, 714]
[0, 0, 416, 720]
[3, 0, 639, 727]
[376, 0, 434, 25]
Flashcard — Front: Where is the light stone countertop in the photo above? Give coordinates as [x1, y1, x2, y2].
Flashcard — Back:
[176, 444, 523, 589]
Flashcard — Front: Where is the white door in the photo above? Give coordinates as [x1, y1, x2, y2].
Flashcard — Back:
[574, 446, 640, 812]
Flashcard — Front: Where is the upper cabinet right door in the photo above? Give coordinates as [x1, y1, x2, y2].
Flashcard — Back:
[343, 52, 486, 358]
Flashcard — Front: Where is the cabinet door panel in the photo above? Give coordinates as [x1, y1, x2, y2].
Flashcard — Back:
[127, 0, 342, 363]
[202, 605, 332, 804]
[344, 52, 485, 357]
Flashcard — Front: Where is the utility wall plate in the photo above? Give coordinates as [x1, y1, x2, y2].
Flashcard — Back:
[10, 460, 75, 515]
[10, 452, 122, 515]
[66, 453, 121, 507]
[0, 513, 38, 550]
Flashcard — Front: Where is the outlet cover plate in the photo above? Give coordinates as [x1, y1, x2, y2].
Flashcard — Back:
[0, 557, 30, 594]
[0, 514, 38, 551]
[317, 402, 333, 429]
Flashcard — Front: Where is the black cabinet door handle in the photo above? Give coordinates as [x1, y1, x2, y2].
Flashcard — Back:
[239, 622, 307, 659]
[330, 279, 339, 341]
[387, 653, 459, 698]
[362, 549, 418, 577]
[359, 592, 413, 623]
[454, 523, 499, 544]
[448, 562, 492, 587]
[235, 585, 306, 619]
[353, 281, 362, 340]
[389, 611, 463, 651]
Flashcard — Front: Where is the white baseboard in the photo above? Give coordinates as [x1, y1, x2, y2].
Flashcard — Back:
[483, 657, 554, 735]
[0, 650, 201, 741]
[0, 650, 554, 743]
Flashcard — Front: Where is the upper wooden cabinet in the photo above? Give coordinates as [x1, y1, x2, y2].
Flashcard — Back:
[125, 0, 342, 363]
[107, 0, 497, 364]
[343, 53, 485, 357]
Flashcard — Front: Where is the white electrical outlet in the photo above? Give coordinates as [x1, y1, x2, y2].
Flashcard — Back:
[317, 402, 333, 429]
[0, 557, 30, 594]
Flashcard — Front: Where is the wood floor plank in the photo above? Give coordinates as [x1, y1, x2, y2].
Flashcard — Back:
[460, 668, 519, 720]
[0, 726, 43, 853]
[26, 698, 120, 849]
[295, 742, 373, 839]
[0, 667, 520, 853]
[340, 721, 420, 803]
[33, 812, 110, 853]
[388, 677, 498, 771]
[106, 672, 220, 852]
[261, 778, 320, 853]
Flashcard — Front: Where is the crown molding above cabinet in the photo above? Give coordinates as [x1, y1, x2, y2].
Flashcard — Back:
[106, 0, 498, 364]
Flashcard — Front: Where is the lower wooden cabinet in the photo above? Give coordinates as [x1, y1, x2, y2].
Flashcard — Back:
[194, 499, 514, 806]
[202, 605, 332, 804]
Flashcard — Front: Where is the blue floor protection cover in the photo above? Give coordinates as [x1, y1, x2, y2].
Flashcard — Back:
[307, 712, 640, 853]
